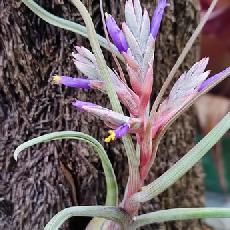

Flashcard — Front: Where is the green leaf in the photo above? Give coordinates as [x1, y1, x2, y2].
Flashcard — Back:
[44, 206, 130, 230]
[131, 112, 230, 203]
[14, 131, 118, 206]
[21, 0, 124, 62]
[133, 208, 230, 228]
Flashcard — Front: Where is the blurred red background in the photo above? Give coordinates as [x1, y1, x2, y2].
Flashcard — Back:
[201, 0, 230, 97]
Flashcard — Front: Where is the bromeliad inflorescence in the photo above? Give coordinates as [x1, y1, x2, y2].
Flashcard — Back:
[53, 0, 229, 184]
[53, 0, 167, 143]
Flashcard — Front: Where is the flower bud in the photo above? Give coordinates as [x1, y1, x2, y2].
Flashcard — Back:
[150, 0, 169, 38]
[106, 14, 129, 53]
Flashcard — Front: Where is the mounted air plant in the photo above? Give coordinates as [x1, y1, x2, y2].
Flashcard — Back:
[14, 0, 230, 229]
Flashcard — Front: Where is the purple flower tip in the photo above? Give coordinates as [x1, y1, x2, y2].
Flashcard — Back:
[72, 100, 96, 112]
[106, 14, 128, 53]
[53, 75, 91, 89]
[115, 123, 130, 138]
[198, 66, 230, 92]
[104, 123, 129, 143]
[150, 0, 169, 38]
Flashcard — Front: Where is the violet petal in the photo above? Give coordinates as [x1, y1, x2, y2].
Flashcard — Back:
[115, 124, 130, 138]
[150, 0, 169, 38]
[106, 14, 128, 52]
[53, 75, 91, 89]
[198, 66, 230, 92]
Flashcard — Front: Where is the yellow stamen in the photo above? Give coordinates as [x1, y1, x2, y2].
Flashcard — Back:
[104, 130, 116, 143]
[53, 75, 61, 83]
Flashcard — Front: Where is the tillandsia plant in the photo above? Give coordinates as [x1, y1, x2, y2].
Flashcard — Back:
[14, 0, 230, 229]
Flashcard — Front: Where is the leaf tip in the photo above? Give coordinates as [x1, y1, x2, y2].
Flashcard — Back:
[13, 150, 19, 161]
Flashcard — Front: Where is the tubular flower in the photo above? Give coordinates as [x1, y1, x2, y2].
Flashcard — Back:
[150, 0, 169, 38]
[52, 75, 104, 89]
[106, 14, 129, 53]
[72, 99, 141, 136]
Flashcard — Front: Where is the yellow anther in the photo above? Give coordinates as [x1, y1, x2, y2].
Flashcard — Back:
[53, 75, 61, 83]
[104, 130, 116, 143]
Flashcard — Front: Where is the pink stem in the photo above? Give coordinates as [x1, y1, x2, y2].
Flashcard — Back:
[119, 166, 142, 216]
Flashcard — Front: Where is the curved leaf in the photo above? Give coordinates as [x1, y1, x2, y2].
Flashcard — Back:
[21, 0, 124, 62]
[133, 208, 230, 228]
[44, 206, 130, 230]
[14, 131, 118, 206]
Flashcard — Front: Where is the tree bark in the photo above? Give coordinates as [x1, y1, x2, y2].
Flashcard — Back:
[0, 0, 204, 229]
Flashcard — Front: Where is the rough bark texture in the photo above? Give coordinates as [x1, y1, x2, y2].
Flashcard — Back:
[0, 0, 204, 229]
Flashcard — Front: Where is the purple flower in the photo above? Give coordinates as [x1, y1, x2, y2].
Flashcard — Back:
[53, 75, 104, 90]
[105, 123, 130, 142]
[115, 124, 130, 138]
[198, 66, 230, 92]
[106, 14, 129, 53]
[150, 0, 168, 38]
[53, 75, 90, 89]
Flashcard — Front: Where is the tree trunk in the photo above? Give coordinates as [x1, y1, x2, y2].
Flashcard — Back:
[0, 0, 204, 229]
